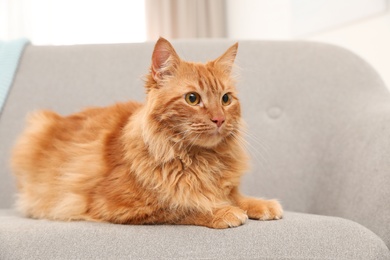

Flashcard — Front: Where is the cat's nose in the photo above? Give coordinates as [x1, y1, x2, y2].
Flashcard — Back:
[211, 116, 225, 128]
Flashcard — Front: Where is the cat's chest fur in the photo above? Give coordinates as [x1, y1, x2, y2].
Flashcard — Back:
[123, 134, 242, 213]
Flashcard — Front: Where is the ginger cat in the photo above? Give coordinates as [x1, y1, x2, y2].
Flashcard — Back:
[11, 38, 283, 228]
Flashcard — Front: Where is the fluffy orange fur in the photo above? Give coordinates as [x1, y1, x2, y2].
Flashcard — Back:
[11, 38, 283, 228]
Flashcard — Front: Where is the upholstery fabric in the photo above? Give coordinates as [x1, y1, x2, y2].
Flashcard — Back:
[0, 40, 389, 258]
[1, 209, 389, 259]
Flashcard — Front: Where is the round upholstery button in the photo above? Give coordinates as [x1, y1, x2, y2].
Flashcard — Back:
[267, 106, 283, 119]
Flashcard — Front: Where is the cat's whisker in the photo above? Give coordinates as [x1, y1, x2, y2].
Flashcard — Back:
[231, 136, 265, 170]
[173, 121, 191, 128]
[227, 133, 256, 164]
[166, 122, 191, 133]
[170, 130, 188, 140]
[241, 129, 270, 151]
[166, 123, 192, 138]
[190, 124, 213, 132]
[238, 128, 270, 158]
[171, 130, 191, 150]
[229, 131, 268, 169]
[187, 133, 201, 151]
[235, 132, 268, 162]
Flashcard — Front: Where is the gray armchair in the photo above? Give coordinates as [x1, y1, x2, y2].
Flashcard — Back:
[1, 40, 389, 259]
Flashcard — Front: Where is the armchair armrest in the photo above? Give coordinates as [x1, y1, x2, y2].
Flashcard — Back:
[319, 101, 390, 248]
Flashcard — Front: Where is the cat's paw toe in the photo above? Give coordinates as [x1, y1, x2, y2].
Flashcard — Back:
[248, 199, 283, 221]
[212, 207, 248, 229]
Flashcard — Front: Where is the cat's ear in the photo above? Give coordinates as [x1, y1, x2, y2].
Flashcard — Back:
[151, 37, 180, 82]
[214, 42, 238, 75]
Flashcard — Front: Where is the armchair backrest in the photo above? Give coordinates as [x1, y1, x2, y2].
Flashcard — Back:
[1, 40, 389, 247]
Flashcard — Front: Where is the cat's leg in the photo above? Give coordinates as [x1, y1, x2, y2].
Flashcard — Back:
[178, 206, 248, 229]
[230, 187, 283, 220]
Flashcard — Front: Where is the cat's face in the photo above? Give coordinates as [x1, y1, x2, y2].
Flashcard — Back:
[145, 38, 241, 149]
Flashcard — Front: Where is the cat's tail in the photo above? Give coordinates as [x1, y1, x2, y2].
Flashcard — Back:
[11, 110, 62, 216]
[11, 110, 61, 176]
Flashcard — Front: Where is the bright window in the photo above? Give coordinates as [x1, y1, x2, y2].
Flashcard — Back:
[0, 0, 146, 45]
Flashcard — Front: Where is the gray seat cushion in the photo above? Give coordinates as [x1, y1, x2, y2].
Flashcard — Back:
[1, 209, 388, 259]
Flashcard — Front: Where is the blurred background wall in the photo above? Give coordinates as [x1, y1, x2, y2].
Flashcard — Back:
[1, 0, 389, 87]
[226, 0, 390, 89]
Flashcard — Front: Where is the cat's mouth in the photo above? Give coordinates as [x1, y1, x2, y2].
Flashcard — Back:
[186, 123, 231, 148]
[211, 126, 226, 136]
[190, 123, 225, 135]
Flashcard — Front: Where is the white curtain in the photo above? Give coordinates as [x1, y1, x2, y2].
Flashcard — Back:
[145, 0, 227, 40]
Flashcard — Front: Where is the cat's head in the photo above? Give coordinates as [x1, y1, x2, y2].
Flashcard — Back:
[144, 38, 241, 149]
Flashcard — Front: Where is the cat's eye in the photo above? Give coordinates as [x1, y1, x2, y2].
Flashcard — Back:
[185, 92, 201, 106]
[222, 93, 232, 106]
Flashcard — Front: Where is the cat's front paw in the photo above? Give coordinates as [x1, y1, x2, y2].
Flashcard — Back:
[211, 206, 248, 229]
[246, 199, 283, 221]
